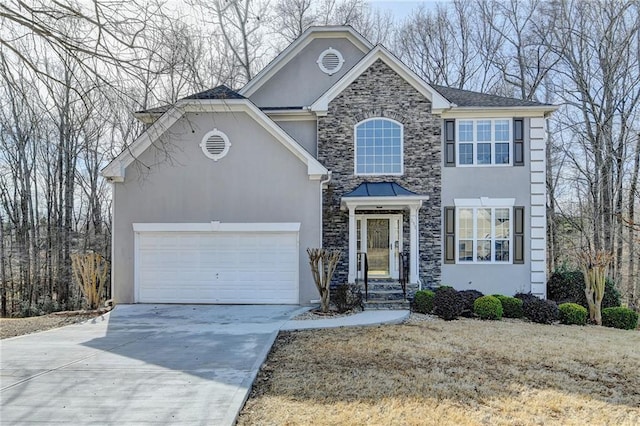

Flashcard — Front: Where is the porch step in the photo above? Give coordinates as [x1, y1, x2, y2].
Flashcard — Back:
[356, 280, 417, 310]
[362, 299, 411, 310]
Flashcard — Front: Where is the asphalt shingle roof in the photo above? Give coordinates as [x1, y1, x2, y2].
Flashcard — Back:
[136, 85, 244, 115]
[182, 85, 244, 100]
[343, 182, 419, 197]
[431, 85, 551, 108]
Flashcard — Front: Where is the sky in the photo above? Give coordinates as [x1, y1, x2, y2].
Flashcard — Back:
[368, 0, 447, 21]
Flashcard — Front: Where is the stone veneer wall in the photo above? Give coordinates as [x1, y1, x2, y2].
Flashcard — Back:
[318, 59, 442, 286]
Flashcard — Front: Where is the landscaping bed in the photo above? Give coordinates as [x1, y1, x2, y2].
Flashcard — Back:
[0, 309, 109, 339]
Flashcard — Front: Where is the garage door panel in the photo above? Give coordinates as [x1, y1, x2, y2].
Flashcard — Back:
[136, 229, 299, 304]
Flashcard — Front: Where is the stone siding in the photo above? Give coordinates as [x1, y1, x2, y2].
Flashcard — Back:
[318, 59, 442, 286]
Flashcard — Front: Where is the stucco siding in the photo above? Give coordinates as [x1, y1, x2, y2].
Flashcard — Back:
[112, 111, 321, 304]
[441, 117, 538, 296]
[249, 38, 367, 108]
[273, 119, 317, 156]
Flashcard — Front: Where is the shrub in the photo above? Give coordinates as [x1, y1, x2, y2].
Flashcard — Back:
[474, 295, 503, 320]
[558, 303, 588, 325]
[412, 290, 435, 314]
[494, 295, 524, 318]
[332, 284, 363, 313]
[433, 287, 463, 320]
[459, 290, 484, 317]
[601, 307, 639, 330]
[547, 270, 621, 309]
[521, 296, 559, 324]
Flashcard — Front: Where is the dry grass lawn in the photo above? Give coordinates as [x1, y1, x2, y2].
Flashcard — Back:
[238, 316, 640, 426]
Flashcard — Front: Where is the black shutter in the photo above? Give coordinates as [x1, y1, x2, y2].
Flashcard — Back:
[444, 206, 456, 264]
[514, 118, 524, 166]
[444, 119, 456, 167]
[514, 206, 525, 264]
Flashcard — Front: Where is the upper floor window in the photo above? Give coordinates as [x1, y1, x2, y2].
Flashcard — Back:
[354, 118, 403, 175]
[457, 119, 511, 166]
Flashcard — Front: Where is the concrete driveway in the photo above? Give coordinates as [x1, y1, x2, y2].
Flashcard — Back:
[0, 304, 303, 425]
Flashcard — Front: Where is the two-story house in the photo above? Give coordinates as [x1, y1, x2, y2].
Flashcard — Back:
[102, 26, 556, 305]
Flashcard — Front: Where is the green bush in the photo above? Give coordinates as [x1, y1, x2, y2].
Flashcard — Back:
[433, 287, 463, 320]
[547, 270, 621, 309]
[459, 290, 484, 317]
[413, 290, 435, 314]
[494, 295, 524, 318]
[558, 303, 588, 325]
[474, 295, 503, 320]
[602, 307, 639, 330]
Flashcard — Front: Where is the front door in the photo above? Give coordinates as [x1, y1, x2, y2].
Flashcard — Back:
[367, 219, 390, 275]
[356, 214, 402, 279]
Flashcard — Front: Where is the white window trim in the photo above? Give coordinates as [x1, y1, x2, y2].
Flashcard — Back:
[133, 222, 301, 233]
[455, 206, 513, 264]
[200, 128, 231, 161]
[317, 47, 345, 75]
[456, 119, 512, 167]
[353, 117, 404, 176]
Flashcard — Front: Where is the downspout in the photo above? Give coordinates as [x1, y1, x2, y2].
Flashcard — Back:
[319, 171, 332, 248]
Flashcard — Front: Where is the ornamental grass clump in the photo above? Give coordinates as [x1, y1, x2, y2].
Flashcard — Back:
[412, 290, 434, 314]
[558, 303, 588, 326]
[494, 295, 524, 318]
[433, 287, 463, 320]
[473, 295, 503, 320]
[601, 307, 639, 330]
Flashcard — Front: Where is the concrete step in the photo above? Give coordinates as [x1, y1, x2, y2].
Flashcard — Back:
[364, 289, 408, 301]
[363, 300, 411, 310]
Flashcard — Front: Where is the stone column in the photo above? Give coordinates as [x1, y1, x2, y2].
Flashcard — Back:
[409, 205, 419, 285]
[348, 206, 357, 283]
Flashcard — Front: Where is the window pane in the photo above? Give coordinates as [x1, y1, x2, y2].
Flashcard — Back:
[459, 240, 473, 261]
[459, 143, 473, 164]
[495, 120, 510, 141]
[477, 120, 491, 141]
[459, 208, 473, 238]
[477, 143, 491, 164]
[496, 143, 510, 164]
[495, 240, 509, 261]
[459, 121, 473, 142]
[477, 240, 491, 261]
[476, 209, 491, 238]
[355, 119, 402, 174]
[495, 208, 510, 238]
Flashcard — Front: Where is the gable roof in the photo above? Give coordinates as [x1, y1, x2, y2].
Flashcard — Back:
[182, 85, 245, 100]
[432, 85, 551, 108]
[133, 85, 244, 123]
[240, 26, 373, 98]
[102, 98, 328, 182]
[311, 45, 451, 114]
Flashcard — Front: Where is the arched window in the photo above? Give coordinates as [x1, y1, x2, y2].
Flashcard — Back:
[354, 118, 403, 175]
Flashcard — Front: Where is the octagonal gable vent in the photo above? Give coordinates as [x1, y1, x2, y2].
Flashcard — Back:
[317, 47, 344, 75]
[200, 129, 231, 161]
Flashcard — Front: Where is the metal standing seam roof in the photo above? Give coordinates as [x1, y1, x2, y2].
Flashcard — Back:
[343, 182, 420, 197]
[431, 84, 552, 108]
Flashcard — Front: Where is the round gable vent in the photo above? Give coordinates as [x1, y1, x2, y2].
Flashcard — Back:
[317, 47, 344, 75]
[200, 129, 231, 161]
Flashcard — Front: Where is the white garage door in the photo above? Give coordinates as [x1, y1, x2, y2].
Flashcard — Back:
[134, 224, 299, 304]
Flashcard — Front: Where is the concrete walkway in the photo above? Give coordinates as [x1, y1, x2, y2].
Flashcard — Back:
[0, 305, 408, 425]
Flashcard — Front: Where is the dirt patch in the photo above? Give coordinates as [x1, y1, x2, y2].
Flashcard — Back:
[0, 309, 109, 339]
[238, 315, 640, 425]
